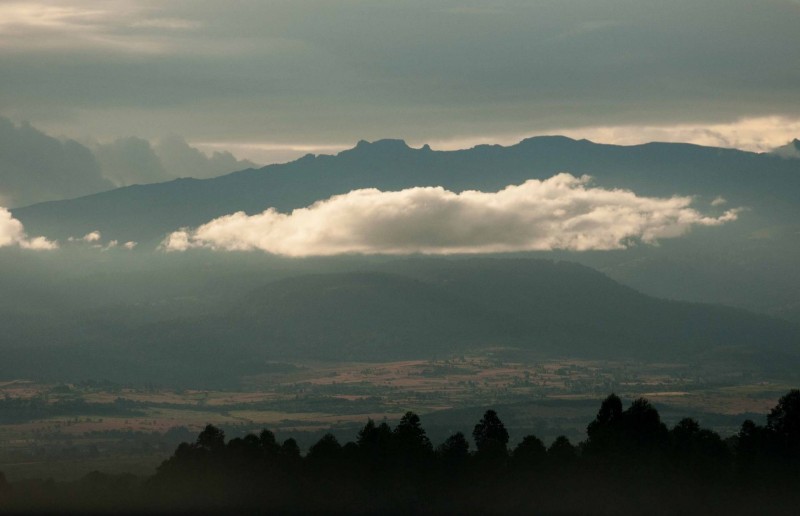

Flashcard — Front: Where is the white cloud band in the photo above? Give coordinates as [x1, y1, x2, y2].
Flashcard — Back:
[162, 174, 739, 257]
[0, 206, 57, 250]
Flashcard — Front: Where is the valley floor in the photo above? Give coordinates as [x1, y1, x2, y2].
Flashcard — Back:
[0, 350, 795, 481]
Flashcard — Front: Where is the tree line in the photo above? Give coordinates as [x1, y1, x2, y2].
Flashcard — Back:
[2, 390, 800, 514]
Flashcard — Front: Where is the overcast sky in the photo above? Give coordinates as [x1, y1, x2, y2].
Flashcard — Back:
[1, 0, 799, 163]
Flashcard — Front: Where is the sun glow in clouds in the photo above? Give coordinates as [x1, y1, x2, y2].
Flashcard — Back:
[162, 174, 739, 257]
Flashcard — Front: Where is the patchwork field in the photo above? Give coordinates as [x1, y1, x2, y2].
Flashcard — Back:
[0, 350, 795, 480]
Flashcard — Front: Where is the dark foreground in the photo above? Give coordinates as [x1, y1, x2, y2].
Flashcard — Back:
[2, 390, 800, 515]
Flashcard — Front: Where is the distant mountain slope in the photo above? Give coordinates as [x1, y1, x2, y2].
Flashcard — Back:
[5, 258, 794, 386]
[160, 259, 797, 362]
[772, 139, 800, 159]
[12, 136, 800, 244]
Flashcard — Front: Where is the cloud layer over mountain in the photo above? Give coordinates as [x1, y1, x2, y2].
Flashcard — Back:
[0, 116, 258, 206]
[163, 174, 739, 256]
[0, 116, 112, 207]
[93, 135, 257, 186]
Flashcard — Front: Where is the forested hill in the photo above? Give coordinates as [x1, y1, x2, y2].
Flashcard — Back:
[146, 259, 798, 363]
[3, 258, 793, 386]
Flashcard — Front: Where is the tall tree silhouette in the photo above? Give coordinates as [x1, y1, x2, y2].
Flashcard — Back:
[767, 389, 800, 458]
[512, 435, 546, 470]
[473, 410, 509, 463]
[437, 432, 470, 472]
[394, 412, 433, 456]
[196, 424, 225, 452]
[620, 398, 668, 451]
[585, 393, 624, 454]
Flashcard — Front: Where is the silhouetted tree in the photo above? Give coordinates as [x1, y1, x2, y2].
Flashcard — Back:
[0, 471, 8, 505]
[279, 438, 301, 463]
[734, 419, 771, 482]
[258, 428, 280, 460]
[585, 393, 624, 455]
[196, 424, 225, 452]
[589, 393, 623, 432]
[767, 389, 800, 458]
[547, 435, 577, 463]
[394, 412, 433, 457]
[512, 435, 546, 469]
[437, 432, 470, 471]
[357, 419, 393, 466]
[473, 410, 509, 455]
[227, 433, 261, 461]
[670, 418, 730, 480]
[620, 398, 668, 451]
[43, 390, 800, 514]
[307, 433, 342, 463]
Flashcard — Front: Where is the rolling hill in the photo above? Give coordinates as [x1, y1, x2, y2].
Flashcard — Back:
[2, 258, 796, 386]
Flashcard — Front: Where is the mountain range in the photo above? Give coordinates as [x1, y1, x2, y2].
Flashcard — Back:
[13, 136, 800, 244]
[11, 136, 800, 323]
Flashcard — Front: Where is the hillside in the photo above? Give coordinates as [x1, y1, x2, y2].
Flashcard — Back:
[2, 258, 796, 386]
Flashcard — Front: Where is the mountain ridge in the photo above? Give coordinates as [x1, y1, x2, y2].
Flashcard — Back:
[12, 135, 800, 245]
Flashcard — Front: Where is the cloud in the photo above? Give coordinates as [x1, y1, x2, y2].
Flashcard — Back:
[548, 117, 800, 154]
[2, 1, 798, 149]
[0, 116, 257, 202]
[154, 136, 257, 179]
[92, 134, 258, 185]
[67, 230, 136, 250]
[85, 231, 102, 242]
[0, 1, 194, 54]
[0, 206, 57, 249]
[0, 116, 113, 207]
[93, 136, 167, 186]
[425, 117, 800, 156]
[162, 174, 739, 256]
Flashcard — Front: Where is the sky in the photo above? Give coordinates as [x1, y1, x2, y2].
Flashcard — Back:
[1, 0, 799, 164]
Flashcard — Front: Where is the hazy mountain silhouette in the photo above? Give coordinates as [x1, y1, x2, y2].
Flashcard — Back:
[13, 136, 800, 244]
[2, 258, 796, 385]
[772, 138, 800, 159]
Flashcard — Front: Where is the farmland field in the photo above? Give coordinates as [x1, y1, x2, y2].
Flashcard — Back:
[0, 350, 794, 480]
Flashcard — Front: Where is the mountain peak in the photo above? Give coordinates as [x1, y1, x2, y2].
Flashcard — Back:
[771, 139, 800, 158]
[517, 135, 583, 147]
[354, 138, 410, 151]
